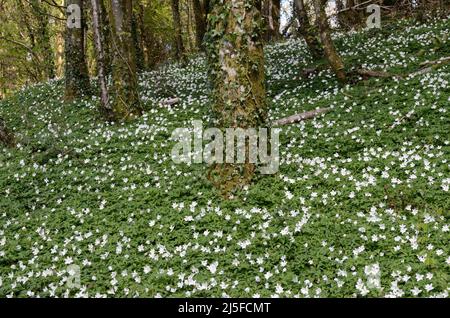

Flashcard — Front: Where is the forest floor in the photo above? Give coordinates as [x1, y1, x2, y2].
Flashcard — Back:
[0, 17, 449, 298]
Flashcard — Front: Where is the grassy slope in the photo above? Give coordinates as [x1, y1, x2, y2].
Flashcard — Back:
[0, 17, 449, 297]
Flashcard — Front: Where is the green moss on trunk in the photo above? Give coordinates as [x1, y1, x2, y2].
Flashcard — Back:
[206, 0, 267, 197]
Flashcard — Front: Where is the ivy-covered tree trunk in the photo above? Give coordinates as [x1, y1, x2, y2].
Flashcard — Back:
[206, 0, 267, 196]
[171, 0, 185, 61]
[108, 0, 142, 120]
[64, 0, 90, 101]
[312, 0, 346, 82]
[294, 0, 323, 60]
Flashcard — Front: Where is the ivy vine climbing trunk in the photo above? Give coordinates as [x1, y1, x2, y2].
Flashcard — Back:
[312, 0, 347, 82]
[294, 0, 323, 60]
[64, 0, 90, 101]
[171, 0, 185, 61]
[206, 0, 267, 197]
[108, 0, 142, 120]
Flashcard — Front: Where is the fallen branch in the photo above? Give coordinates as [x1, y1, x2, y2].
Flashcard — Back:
[301, 67, 321, 78]
[410, 67, 433, 77]
[160, 97, 181, 107]
[300, 64, 331, 79]
[337, 0, 381, 13]
[272, 108, 331, 126]
[419, 56, 450, 67]
[356, 59, 449, 80]
[356, 69, 403, 80]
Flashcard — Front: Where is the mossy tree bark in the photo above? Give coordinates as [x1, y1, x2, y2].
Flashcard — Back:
[312, 0, 347, 82]
[294, 0, 323, 60]
[171, 0, 185, 61]
[64, 0, 90, 101]
[108, 0, 142, 120]
[206, 0, 267, 196]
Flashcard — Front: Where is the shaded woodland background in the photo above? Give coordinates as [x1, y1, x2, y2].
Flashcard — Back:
[0, 0, 447, 99]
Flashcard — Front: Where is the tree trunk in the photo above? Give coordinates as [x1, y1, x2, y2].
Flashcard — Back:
[335, 0, 345, 28]
[206, 0, 267, 196]
[99, 0, 112, 75]
[137, 3, 151, 68]
[132, 9, 145, 71]
[64, 0, 91, 101]
[171, 0, 185, 61]
[271, 0, 281, 40]
[341, 0, 362, 29]
[312, 0, 347, 82]
[294, 0, 323, 60]
[90, 0, 113, 119]
[0, 118, 15, 148]
[185, 0, 193, 51]
[192, 0, 209, 50]
[108, 0, 142, 120]
[263, 0, 280, 41]
[32, 0, 56, 79]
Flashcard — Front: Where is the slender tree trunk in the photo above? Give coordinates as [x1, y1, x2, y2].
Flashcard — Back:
[312, 0, 346, 82]
[207, 0, 267, 196]
[294, 0, 323, 60]
[192, 0, 208, 50]
[108, 0, 142, 120]
[185, 0, 193, 51]
[132, 9, 145, 71]
[99, 0, 111, 75]
[335, 0, 345, 28]
[0, 118, 15, 148]
[30, 0, 56, 79]
[64, 0, 91, 101]
[90, 0, 113, 119]
[263, 0, 280, 41]
[342, 0, 362, 28]
[137, 3, 150, 68]
[271, 0, 281, 40]
[171, 0, 185, 61]
[56, 33, 64, 77]
[39, 6, 56, 79]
